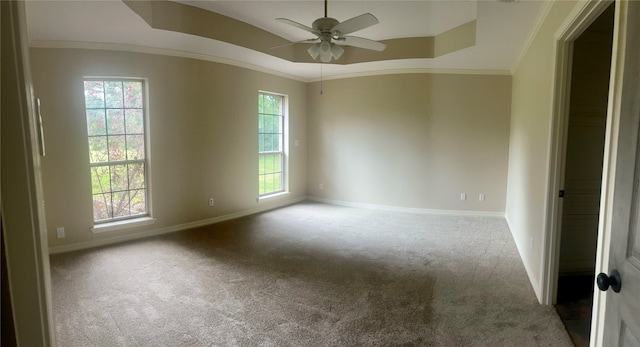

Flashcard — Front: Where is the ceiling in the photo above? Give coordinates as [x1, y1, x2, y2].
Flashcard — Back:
[25, 0, 546, 81]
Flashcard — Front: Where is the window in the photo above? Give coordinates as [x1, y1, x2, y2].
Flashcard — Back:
[258, 92, 287, 197]
[84, 79, 149, 223]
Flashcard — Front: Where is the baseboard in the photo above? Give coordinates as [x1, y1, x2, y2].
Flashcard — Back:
[48, 196, 307, 254]
[307, 196, 505, 217]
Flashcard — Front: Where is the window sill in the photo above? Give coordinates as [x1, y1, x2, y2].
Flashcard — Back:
[91, 217, 156, 234]
[258, 191, 289, 202]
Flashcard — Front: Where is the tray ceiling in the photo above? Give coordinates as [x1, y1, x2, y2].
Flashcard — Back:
[25, 0, 546, 80]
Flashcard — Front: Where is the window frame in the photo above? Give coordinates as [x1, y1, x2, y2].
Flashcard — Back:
[258, 91, 289, 198]
[83, 77, 152, 226]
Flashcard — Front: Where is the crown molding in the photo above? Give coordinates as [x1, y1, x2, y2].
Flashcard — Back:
[311, 67, 511, 82]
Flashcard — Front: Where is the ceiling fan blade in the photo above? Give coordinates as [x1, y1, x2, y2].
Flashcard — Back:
[339, 36, 386, 52]
[331, 13, 379, 36]
[276, 18, 320, 36]
[270, 38, 319, 50]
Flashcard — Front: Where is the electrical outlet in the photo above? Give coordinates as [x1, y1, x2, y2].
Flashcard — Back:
[319, 183, 324, 190]
[209, 198, 214, 207]
[460, 193, 466, 201]
[56, 227, 65, 239]
[530, 238, 534, 250]
[479, 193, 485, 201]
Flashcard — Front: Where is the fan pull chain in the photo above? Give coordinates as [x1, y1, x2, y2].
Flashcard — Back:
[320, 63, 323, 95]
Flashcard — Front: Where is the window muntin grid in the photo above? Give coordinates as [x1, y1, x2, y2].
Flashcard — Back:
[258, 92, 285, 196]
[84, 79, 149, 222]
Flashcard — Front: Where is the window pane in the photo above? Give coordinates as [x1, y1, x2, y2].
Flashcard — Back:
[86, 109, 106, 136]
[125, 109, 144, 134]
[272, 154, 279, 171]
[259, 175, 266, 195]
[271, 133, 279, 153]
[259, 154, 265, 174]
[108, 136, 126, 161]
[107, 109, 125, 135]
[273, 172, 282, 191]
[272, 115, 281, 134]
[129, 189, 146, 215]
[263, 96, 272, 114]
[112, 191, 130, 218]
[91, 165, 111, 195]
[93, 193, 111, 221]
[123, 81, 143, 108]
[105, 81, 124, 108]
[258, 113, 265, 134]
[267, 154, 278, 172]
[84, 81, 105, 108]
[126, 135, 145, 160]
[88, 136, 108, 163]
[258, 133, 265, 153]
[264, 173, 273, 193]
[264, 115, 273, 133]
[128, 163, 145, 189]
[110, 164, 128, 192]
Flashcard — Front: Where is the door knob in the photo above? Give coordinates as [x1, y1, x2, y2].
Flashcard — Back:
[596, 269, 621, 293]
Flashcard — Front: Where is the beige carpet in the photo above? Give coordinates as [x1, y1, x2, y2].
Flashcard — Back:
[50, 201, 573, 346]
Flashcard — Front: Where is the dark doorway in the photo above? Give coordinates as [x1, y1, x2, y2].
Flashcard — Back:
[555, 4, 614, 347]
[2, 217, 18, 347]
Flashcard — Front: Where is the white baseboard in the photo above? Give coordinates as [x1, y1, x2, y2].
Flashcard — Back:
[48, 196, 306, 255]
[307, 196, 505, 217]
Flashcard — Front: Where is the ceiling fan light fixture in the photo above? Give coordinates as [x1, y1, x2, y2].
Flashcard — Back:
[307, 44, 320, 59]
[308, 41, 344, 62]
[331, 44, 344, 60]
[319, 41, 332, 62]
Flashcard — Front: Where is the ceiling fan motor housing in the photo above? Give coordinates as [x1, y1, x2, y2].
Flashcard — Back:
[312, 17, 340, 36]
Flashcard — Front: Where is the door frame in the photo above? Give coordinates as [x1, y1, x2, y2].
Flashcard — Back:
[543, 0, 613, 306]
[543, 0, 622, 345]
[1, 0, 56, 345]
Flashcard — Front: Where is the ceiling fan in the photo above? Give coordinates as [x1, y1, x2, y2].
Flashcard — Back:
[275, 0, 387, 63]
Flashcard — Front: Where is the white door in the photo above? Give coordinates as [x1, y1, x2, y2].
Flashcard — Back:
[596, 0, 640, 346]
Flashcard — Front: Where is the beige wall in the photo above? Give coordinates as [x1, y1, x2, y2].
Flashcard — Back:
[505, 1, 579, 299]
[306, 73, 512, 212]
[33, 48, 514, 252]
[30, 48, 307, 250]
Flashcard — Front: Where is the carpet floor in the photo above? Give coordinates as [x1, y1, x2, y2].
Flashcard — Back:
[50, 201, 573, 346]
